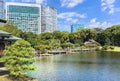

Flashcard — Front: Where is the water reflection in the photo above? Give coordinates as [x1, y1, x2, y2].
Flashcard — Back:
[28, 52, 120, 81]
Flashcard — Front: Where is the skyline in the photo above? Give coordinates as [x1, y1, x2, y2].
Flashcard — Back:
[4, 0, 120, 32]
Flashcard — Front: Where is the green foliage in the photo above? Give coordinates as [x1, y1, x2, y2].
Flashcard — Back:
[76, 28, 97, 42]
[1, 23, 23, 37]
[97, 24, 120, 46]
[79, 46, 87, 49]
[49, 39, 60, 49]
[85, 44, 98, 48]
[102, 45, 109, 50]
[34, 45, 51, 50]
[109, 46, 115, 50]
[94, 28, 103, 33]
[102, 45, 115, 51]
[61, 43, 73, 49]
[95, 46, 101, 51]
[1, 23, 120, 48]
[2, 40, 36, 77]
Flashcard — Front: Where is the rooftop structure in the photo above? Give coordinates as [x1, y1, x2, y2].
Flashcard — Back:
[0, 30, 21, 55]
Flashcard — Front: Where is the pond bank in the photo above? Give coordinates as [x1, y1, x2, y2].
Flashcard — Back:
[105, 47, 120, 52]
[0, 74, 38, 81]
[36, 48, 97, 55]
[0, 67, 38, 81]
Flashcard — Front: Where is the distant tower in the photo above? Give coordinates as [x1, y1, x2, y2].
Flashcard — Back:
[71, 24, 84, 32]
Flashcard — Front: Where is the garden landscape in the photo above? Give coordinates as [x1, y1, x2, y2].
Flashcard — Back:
[0, 23, 120, 81]
[0, 0, 120, 81]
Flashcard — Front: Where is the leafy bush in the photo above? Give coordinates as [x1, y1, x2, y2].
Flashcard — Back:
[79, 46, 87, 49]
[109, 46, 115, 50]
[2, 40, 36, 77]
[102, 45, 115, 50]
[34, 45, 51, 50]
[95, 46, 101, 51]
[85, 44, 98, 48]
[102, 45, 109, 50]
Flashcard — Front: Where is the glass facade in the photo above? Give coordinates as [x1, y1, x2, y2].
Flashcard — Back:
[41, 6, 57, 33]
[0, 0, 4, 19]
[71, 24, 84, 32]
[6, 3, 41, 34]
[6, 3, 57, 34]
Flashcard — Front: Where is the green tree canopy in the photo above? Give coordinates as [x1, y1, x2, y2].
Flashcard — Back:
[2, 40, 36, 77]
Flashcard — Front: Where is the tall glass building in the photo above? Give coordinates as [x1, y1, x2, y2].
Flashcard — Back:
[41, 6, 57, 33]
[6, 3, 41, 34]
[0, 0, 4, 20]
[71, 24, 84, 32]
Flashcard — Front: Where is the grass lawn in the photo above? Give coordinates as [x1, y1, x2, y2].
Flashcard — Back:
[106, 46, 120, 52]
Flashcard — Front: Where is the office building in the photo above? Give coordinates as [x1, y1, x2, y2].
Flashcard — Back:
[6, 2, 41, 34]
[41, 6, 57, 33]
[6, 2, 57, 34]
[71, 24, 84, 32]
[0, 0, 5, 23]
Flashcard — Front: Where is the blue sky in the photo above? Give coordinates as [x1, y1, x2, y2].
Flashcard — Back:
[5, 0, 120, 31]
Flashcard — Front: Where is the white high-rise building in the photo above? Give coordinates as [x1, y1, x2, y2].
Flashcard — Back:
[0, 0, 4, 20]
[41, 6, 57, 33]
[6, 2, 57, 34]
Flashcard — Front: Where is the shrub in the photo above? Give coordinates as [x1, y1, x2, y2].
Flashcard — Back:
[85, 44, 98, 48]
[2, 40, 36, 77]
[109, 46, 115, 50]
[102, 45, 109, 50]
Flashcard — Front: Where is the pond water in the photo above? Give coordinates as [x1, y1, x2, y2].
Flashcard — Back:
[27, 51, 120, 81]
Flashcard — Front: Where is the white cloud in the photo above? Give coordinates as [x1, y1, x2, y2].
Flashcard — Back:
[60, 0, 84, 8]
[58, 12, 86, 24]
[101, 0, 115, 14]
[88, 18, 112, 29]
[21, 0, 34, 2]
[10, 0, 47, 5]
[35, 0, 47, 4]
[58, 12, 86, 19]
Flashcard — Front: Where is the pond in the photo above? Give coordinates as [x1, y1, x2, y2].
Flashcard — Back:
[27, 51, 120, 81]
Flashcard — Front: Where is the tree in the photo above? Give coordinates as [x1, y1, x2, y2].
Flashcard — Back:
[2, 23, 23, 37]
[94, 28, 103, 33]
[2, 40, 36, 77]
[76, 28, 97, 43]
[97, 25, 120, 46]
[60, 31, 70, 43]
[49, 39, 60, 49]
